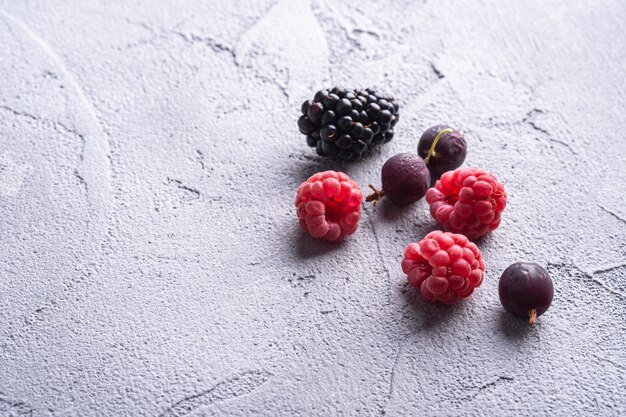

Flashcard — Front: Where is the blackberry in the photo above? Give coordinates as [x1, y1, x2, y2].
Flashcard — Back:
[298, 87, 400, 161]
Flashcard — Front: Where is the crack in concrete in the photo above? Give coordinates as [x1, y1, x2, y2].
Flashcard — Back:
[170, 22, 290, 102]
[0, 392, 33, 416]
[312, 0, 384, 55]
[4, 101, 98, 210]
[3, 264, 96, 348]
[171, 30, 236, 58]
[1, 9, 113, 235]
[0, 104, 84, 140]
[467, 376, 515, 402]
[287, 273, 316, 288]
[592, 262, 626, 275]
[218, 101, 251, 118]
[430, 62, 445, 79]
[125, 17, 158, 34]
[365, 206, 393, 306]
[553, 261, 626, 300]
[238, 1, 279, 42]
[195, 149, 206, 170]
[122, 18, 183, 50]
[0, 104, 92, 196]
[590, 276, 626, 300]
[309, 0, 336, 81]
[383, 337, 406, 413]
[159, 370, 271, 417]
[521, 108, 580, 156]
[598, 205, 626, 226]
[166, 177, 201, 197]
[73, 168, 88, 193]
[251, 71, 290, 101]
[0, 104, 39, 122]
[549, 137, 579, 155]
[523, 108, 550, 135]
[353, 28, 380, 39]
[590, 352, 626, 372]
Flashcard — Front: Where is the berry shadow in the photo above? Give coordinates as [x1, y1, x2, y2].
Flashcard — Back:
[288, 223, 347, 259]
[367, 199, 438, 229]
[366, 198, 414, 223]
[496, 309, 538, 341]
[285, 152, 360, 187]
[470, 233, 492, 249]
[400, 283, 464, 330]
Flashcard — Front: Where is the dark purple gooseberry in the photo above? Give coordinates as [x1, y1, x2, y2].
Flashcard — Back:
[499, 262, 554, 326]
[417, 125, 467, 179]
[366, 153, 430, 206]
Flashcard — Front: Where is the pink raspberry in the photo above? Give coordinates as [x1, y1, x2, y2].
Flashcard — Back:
[426, 167, 507, 239]
[295, 171, 362, 242]
[402, 231, 486, 304]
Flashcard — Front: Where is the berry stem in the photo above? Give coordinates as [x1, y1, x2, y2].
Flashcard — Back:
[365, 184, 386, 206]
[528, 308, 538, 326]
[424, 128, 454, 165]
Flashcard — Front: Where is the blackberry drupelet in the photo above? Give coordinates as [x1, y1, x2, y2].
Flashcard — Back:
[298, 87, 400, 161]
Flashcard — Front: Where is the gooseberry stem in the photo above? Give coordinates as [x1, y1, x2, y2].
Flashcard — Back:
[424, 128, 454, 165]
[528, 308, 538, 326]
[365, 184, 386, 206]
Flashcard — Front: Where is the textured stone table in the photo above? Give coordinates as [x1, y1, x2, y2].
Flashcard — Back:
[1, 1, 625, 416]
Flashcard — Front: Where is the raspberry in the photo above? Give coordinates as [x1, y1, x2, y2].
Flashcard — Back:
[426, 167, 507, 239]
[295, 171, 363, 242]
[402, 231, 486, 304]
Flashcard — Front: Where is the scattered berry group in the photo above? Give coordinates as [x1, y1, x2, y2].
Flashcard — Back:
[292, 86, 554, 324]
[426, 167, 507, 239]
[418, 125, 467, 179]
[402, 231, 486, 304]
[298, 87, 400, 161]
[295, 171, 363, 242]
[366, 153, 430, 206]
[499, 262, 554, 325]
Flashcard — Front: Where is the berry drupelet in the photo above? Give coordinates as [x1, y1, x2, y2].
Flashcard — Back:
[402, 231, 486, 304]
[295, 171, 363, 242]
[298, 87, 400, 161]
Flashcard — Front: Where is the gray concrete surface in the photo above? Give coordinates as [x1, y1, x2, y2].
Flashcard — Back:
[1, 0, 625, 416]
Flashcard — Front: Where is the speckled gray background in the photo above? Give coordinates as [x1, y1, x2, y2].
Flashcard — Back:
[1, 0, 625, 416]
